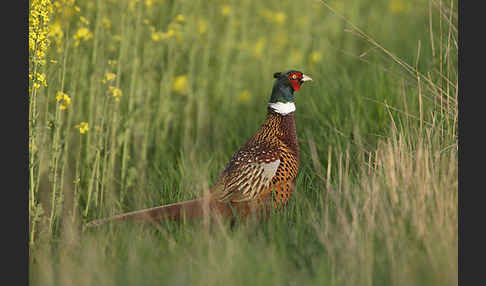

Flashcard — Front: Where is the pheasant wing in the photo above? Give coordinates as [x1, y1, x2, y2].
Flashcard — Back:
[215, 144, 281, 202]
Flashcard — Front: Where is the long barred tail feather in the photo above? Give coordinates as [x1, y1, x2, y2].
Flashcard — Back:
[85, 199, 231, 227]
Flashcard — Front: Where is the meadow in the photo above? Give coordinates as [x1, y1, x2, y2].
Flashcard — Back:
[29, 0, 457, 285]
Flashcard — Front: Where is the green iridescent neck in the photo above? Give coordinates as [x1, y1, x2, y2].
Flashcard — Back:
[269, 81, 294, 104]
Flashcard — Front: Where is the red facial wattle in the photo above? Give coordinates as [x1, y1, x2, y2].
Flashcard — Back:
[289, 79, 301, 91]
[288, 73, 303, 91]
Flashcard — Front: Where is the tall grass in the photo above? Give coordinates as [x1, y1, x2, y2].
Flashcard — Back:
[29, 0, 457, 285]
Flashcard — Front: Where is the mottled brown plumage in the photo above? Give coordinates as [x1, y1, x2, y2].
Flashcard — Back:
[86, 70, 311, 227]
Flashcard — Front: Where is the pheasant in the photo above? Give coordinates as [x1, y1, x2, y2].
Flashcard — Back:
[86, 70, 312, 227]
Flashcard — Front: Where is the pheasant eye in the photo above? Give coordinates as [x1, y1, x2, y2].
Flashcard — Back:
[292, 74, 297, 79]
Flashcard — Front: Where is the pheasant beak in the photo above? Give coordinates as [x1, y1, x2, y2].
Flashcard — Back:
[301, 74, 312, 83]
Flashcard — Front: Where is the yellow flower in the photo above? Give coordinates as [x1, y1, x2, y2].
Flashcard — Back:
[108, 86, 122, 101]
[48, 20, 64, 53]
[31, 72, 47, 89]
[172, 75, 189, 94]
[102, 72, 116, 83]
[253, 37, 266, 59]
[309, 51, 322, 63]
[102, 17, 111, 30]
[151, 29, 174, 42]
[80, 16, 89, 25]
[390, 0, 409, 14]
[55, 92, 64, 101]
[29, 0, 53, 65]
[151, 32, 161, 42]
[75, 122, 89, 134]
[273, 12, 287, 24]
[129, 0, 141, 9]
[198, 19, 208, 34]
[29, 72, 47, 88]
[73, 27, 93, 46]
[37, 73, 47, 86]
[237, 90, 251, 103]
[175, 14, 185, 23]
[221, 5, 232, 16]
[260, 9, 287, 25]
[145, 0, 153, 7]
[56, 91, 71, 110]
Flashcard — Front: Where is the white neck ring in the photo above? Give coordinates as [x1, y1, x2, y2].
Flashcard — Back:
[268, 102, 296, 115]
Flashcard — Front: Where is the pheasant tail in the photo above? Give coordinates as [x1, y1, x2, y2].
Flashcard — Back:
[85, 199, 234, 227]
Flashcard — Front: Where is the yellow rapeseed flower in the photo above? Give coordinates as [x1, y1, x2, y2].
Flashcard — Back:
[80, 16, 89, 25]
[309, 51, 322, 63]
[237, 90, 251, 103]
[56, 91, 71, 110]
[221, 5, 232, 16]
[151, 32, 161, 42]
[151, 29, 174, 42]
[172, 75, 189, 94]
[145, 0, 153, 8]
[198, 19, 208, 34]
[129, 0, 141, 9]
[48, 20, 64, 53]
[75, 122, 89, 134]
[37, 73, 47, 86]
[168, 29, 175, 36]
[390, 0, 409, 14]
[30, 72, 48, 89]
[273, 12, 287, 24]
[176, 14, 185, 23]
[253, 37, 266, 59]
[73, 27, 93, 46]
[102, 72, 116, 83]
[102, 17, 111, 30]
[108, 86, 122, 102]
[260, 9, 287, 25]
[29, 0, 53, 66]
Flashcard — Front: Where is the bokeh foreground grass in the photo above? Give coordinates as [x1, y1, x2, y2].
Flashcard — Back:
[29, 0, 457, 285]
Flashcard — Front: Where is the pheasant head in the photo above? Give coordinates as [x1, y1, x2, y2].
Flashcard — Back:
[269, 70, 312, 115]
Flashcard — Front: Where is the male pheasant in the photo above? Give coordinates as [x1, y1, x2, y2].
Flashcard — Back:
[86, 70, 312, 227]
